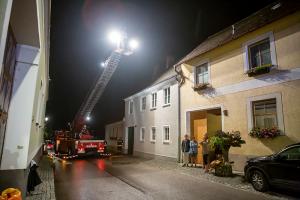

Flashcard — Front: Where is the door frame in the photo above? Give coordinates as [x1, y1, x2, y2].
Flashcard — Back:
[185, 104, 224, 136]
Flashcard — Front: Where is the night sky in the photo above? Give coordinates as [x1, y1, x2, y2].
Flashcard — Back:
[47, 0, 276, 136]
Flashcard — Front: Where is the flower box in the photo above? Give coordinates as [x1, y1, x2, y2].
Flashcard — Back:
[246, 64, 272, 77]
[192, 83, 210, 91]
[249, 127, 280, 139]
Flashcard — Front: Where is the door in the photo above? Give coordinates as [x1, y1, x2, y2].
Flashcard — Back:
[127, 127, 134, 155]
[191, 111, 207, 164]
[267, 146, 300, 188]
[0, 26, 16, 161]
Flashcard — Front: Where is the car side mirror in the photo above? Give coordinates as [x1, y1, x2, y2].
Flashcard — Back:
[275, 154, 287, 161]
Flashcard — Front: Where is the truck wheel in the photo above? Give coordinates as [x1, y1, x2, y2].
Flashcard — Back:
[250, 170, 269, 192]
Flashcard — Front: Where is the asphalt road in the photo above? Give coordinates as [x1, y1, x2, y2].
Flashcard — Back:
[54, 158, 275, 200]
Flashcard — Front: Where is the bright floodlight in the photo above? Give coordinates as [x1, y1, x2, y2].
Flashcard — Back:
[86, 116, 91, 121]
[45, 117, 49, 122]
[108, 30, 122, 44]
[101, 62, 106, 67]
[129, 39, 139, 50]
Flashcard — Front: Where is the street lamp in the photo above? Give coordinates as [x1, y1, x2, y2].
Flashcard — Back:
[45, 117, 49, 122]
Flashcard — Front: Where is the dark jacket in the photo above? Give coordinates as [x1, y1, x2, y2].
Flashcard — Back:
[181, 139, 190, 152]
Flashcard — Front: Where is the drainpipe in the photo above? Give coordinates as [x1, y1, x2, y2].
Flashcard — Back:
[177, 82, 181, 163]
[174, 64, 184, 162]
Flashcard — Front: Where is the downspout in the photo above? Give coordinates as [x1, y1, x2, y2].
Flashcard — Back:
[174, 64, 185, 162]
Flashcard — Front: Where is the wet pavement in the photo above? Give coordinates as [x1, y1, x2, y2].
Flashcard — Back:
[54, 157, 279, 200]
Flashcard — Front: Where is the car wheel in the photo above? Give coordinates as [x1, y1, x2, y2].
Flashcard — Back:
[250, 170, 269, 192]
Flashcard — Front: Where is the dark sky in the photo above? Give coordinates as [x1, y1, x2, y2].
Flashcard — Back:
[47, 0, 276, 136]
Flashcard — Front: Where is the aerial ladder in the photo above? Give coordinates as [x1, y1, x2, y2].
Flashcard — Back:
[73, 31, 138, 133]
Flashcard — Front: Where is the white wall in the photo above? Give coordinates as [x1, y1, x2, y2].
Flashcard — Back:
[105, 120, 124, 148]
[124, 78, 179, 159]
[1, 45, 40, 170]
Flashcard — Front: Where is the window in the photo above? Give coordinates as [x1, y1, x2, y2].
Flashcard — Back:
[163, 87, 170, 105]
[151, 93, 157, 109]
[140, 127, 145, 142]
[248, 39, 271, 69]
[195, 63, 209, 85]
[252, 98, 277, 129]
[129, 100, 133, 114]
[141, 96, 146, 111]
[279, 146, 300, 161]
[150, 127, 156, 142]
[163, 126, 170, 143]
[243, 32, 277, 73]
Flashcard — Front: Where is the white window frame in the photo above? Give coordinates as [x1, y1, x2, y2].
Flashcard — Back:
[128, 100, 133, 115]
[140, 127, 145, 142]
[243, 32, 277, 73]
[162, 125, 170, 144]
[140, 96, 147, 111]
[247, 93, 284, 134]
[163, 87, 171, 106]
[150, 92, 157, 110]
[193, 60, 211, 87]
[150, 126, 156, 142]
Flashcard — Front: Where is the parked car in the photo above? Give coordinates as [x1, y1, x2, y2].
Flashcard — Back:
[244, 143, 300, 192]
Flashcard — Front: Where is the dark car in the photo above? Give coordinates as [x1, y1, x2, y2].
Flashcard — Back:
[244, 143, 300, 192]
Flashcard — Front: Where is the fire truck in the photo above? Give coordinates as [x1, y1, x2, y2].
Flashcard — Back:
[55, 127, 106, 157]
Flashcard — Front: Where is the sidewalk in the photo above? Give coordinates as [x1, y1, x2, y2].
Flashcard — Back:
[26, 156, 56, 200]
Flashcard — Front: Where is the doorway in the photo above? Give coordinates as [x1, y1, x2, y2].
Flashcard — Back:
[127, 127, 134, 155]
[188, 108, 222, 164]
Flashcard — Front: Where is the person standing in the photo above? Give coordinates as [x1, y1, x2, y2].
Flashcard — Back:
[189, 136, 198, 167]
[181, 134, 190, 167]
[200, 133, 209, 172]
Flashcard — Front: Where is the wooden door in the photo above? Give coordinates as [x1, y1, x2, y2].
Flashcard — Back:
[127, 127, 134, 155]
[0, 26, 16, 161]
[191, 111, 207, 164]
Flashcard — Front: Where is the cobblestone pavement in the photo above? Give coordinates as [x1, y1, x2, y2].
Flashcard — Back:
[26, 156, 56, 200]
[108, 155, 300, 200]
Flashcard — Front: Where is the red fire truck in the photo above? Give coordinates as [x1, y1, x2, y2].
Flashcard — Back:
[55, 126, 106, 157]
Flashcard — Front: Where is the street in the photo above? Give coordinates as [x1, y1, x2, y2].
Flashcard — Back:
[54, 157, 275, 200]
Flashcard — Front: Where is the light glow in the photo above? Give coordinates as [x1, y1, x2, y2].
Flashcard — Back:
[108, 30, 122, 44]
[129, 39, 139, 50]
[86, 116, 91, 121]
[45, 117, 49, 122]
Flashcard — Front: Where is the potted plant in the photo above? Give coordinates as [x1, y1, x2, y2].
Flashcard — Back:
[209, 130, 245, 177]
[246, 64, 272, 77]
[249, 127, 280, 138]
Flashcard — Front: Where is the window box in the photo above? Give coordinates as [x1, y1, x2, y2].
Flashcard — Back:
[246, 64, 272, 77]
[192, 83, 210, 91]
[249, 127, 281, 139]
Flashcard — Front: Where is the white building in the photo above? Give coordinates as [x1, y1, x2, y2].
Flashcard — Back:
[105, 120, 124, 152]
[124, 68, 180, 160]
[0, 0, 51, 197]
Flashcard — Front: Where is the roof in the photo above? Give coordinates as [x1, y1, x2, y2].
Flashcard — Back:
[124, 67, 176, 101]
[175, 0, 300, 66]
[151, 67, 176, 85]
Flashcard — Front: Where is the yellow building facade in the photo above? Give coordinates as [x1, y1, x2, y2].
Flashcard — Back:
[177, 4, 300, 171]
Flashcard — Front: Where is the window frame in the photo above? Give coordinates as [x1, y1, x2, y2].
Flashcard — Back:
[193, 60, 210, 87]
[243, 32, 277, 72]
[163, 87, 171, 106]
[252, 98, 278, 129]
[140, 127, 145, 142]
[162, 125, 170, 144]
[247, 93, 284, 134]
[150, 126, 156, 142]
[150, 92, 157, 110]
[140, 96, 147, 111]
[128, 100, 134, 115]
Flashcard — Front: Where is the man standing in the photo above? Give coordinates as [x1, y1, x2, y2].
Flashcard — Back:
[181, 134, 190, 167]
